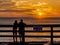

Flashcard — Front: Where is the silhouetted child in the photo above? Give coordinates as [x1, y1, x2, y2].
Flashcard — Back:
[18, 19, 26, 44]
[13, 20, 18, 42]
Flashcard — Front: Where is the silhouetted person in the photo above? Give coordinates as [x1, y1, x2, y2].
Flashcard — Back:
[18, 19, 26, 44]
[13, 20, 18, 42]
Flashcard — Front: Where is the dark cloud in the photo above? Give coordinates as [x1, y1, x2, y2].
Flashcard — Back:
[0, 9, 35, 12]
[0, 0, 15, 9]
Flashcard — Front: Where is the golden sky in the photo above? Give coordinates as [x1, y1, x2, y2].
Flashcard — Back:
[0, 0, 60, 18]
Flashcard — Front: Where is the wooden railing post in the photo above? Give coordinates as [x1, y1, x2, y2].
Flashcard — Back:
[51, 26, 53, 45]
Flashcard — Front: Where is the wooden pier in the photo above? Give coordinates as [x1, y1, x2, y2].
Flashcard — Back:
[0, 24, 60, 45]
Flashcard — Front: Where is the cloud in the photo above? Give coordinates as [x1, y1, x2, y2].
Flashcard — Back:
[0, 8, 35, 12]
[0, 0, 15, 9]
[0, 0, 60, 10]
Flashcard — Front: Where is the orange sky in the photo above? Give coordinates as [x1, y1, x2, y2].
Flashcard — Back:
[0, 0, 60, 18]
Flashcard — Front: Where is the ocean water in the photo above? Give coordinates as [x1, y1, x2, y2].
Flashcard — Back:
[0, 18, 60, 45]
[0, 17, 60, 25]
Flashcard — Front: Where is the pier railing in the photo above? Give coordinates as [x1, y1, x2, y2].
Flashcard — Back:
[0, 24, 60, 45]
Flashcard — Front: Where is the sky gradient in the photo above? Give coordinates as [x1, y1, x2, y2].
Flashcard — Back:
[0, 0, 60, 19]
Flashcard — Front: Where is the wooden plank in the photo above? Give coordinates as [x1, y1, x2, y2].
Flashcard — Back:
[0, 35, 59, 38]
[25, 30, 60, 32]
[0, 41, 48, 43]
[0, 30, 60, 32]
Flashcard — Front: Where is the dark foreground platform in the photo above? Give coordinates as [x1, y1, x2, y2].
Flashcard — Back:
[0, 42, 60, 45]
[8, 42, 43, 45]
[0, 41, 48, 45]
[50, 44, 60, 45]
[50, 42, 60, 45]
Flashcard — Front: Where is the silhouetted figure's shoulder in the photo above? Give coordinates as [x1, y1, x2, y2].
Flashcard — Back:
[19, 22, 26, 27]
[19, 19, 26, 27]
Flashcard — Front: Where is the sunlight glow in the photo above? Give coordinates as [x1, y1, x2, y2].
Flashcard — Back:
[32, 2, 48, 7]
[35, 9, 44, 16]
[38, 12, 44, 16]
[31, 2, 55, 18]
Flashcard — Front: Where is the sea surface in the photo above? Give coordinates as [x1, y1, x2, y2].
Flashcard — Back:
[0, 18, 60, 45]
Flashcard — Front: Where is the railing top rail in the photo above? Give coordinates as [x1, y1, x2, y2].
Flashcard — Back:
[0, 24, 60, 27]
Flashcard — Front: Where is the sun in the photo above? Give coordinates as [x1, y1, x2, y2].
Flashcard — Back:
[35, 9, 44, 16]
[38, 12, 44, 16]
